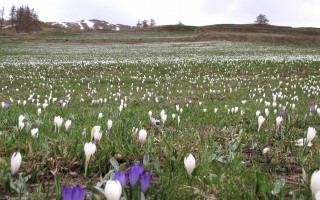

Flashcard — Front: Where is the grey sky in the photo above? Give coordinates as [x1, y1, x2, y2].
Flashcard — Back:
[2, 0, 320, 27]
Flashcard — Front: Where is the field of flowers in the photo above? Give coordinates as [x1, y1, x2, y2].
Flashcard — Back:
[1, 39, 320, 199]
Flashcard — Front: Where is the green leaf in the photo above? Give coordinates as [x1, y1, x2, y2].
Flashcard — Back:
[110, 157, 119, 171]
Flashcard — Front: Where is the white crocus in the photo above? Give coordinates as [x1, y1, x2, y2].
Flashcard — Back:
[307, 127, 316, 143]
[258, 115, 265, 132]
[184, 153, 196, 176]
[94, 130, 102, 141]
[311, 170, 320, 199]
[11, 152, 22, 175]
[91, 126, 101, 139]
[18, 121, 25, 130]
[262, 147, 270, 155]
[84, 142, 96, 176]
[295, 127, 316, 147]
[138, 129, 147, 144]
[255, 110, 261, 117]
[98, 113, 103, 119]
[160, 111, 167, 124]
[37, 108, 42, 116]
[54, 116, 63, 132]
[104, 180, 122, 200]
[65, 119, 72, 131]
[265, 108, 269, 117]
[107, 119, 113, 131]
[275, 116, 283, 131]
[31, 128, 38, 138]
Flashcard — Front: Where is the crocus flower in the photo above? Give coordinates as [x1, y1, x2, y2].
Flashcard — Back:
[262, 147, 270, 155]
[275, 116, 283, 131]
[184, 153, 196, 176]
[62, 185, 86, 200]
[65, 119, 72, 131]
[31, 128, 38, 138]
[140, 172, 152, 193]
[295, 127, 316, 147]
[11, 152, 22, 175]
[310, 103, 316, 113]
[311, 170, 320, 199]
[258, 115, 265, 132]
[54, 116, 64, 132]
[18, 115, 25, 123]
[307, 127, 316, 143]
[129, 164, 144, 188]
[90, 126, 101, 139]
[98, 113, 103, 119]
[104, 180, 122, 200]
[84, 142, 96, 176]
[281, 106, 286, 117]
[37, 108, 42, 116]
[138, 129, 147, 144]
[18, 121, 25, 130]
[1, 102, 9, 109]
[107, 119, 113, 131]
[114, 171, 128, 188]
[160, 110, 167, 124]
[93, 130, 102, 141]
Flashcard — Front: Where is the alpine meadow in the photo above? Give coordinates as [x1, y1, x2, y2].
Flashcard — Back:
[1, 29, 320, 199]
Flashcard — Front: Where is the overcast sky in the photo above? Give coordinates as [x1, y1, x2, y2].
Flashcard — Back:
[2, 0, 320, 27]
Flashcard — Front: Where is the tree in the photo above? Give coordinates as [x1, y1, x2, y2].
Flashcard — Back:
[0, 7, 4, 29]
[9, 5, 16, 27]
[9, 5, 41, 32]
[255, 14, 269, 25]
[177, 20, 184, 26]
[142, 20, 149, 28]
[150, 18, 156, 27]
[136, 20, 142, 28]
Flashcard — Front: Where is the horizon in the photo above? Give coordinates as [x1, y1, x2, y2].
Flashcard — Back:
[1, 0, 320, 28]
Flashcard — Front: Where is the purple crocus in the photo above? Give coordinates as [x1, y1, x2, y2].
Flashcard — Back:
[129, 164, 144, 188]
[62, 185, 86, 200]
[114, 171, 128, 188]
[310, 103, 316, 113]
[281, 106, 286, 117]
[140, 172, 152, 193]
[1, 103, 9, 109]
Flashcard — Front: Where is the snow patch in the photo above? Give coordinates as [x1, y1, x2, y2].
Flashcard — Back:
[113, 26, 120, 31]
[77, 21, 84, 30]
[84, 20, 95, 29]
[53, 22, 68, 28]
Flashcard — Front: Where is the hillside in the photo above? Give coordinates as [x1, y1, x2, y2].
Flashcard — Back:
[1, 20, 320, 46]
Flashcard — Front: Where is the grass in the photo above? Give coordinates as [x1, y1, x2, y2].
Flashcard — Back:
[0, 36, 320, 199]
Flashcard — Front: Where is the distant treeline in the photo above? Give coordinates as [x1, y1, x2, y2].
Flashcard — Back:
[6, 5, 41, 32]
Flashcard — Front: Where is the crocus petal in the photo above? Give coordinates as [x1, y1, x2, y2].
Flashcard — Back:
[129, 164, 144, 188]
[114, 171, 128, 188]
[62, 186, 73, 200]
[140, 172, 152, 193]
[105, 180, 122, 200]
[72, 185, 86, 200]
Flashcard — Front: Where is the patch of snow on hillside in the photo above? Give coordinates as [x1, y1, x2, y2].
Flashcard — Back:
[53, 22, 68, 28]
[113, 26, 120, 31]
[77, 21, 84, 30]
[84, 20, 95, 29]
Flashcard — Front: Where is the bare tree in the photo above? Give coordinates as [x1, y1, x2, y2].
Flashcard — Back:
[10, 5, 41, 32]
[255, 14, 269, 25]
[142, 20, 149, 28]
[9, 5, 16, 28]
[0, 6, 4, 29]
[136, 20, 142, 28]
[150, 18, 156, 27]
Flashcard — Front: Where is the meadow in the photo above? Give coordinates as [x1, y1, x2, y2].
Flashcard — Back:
[0, 38, 320, 199]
